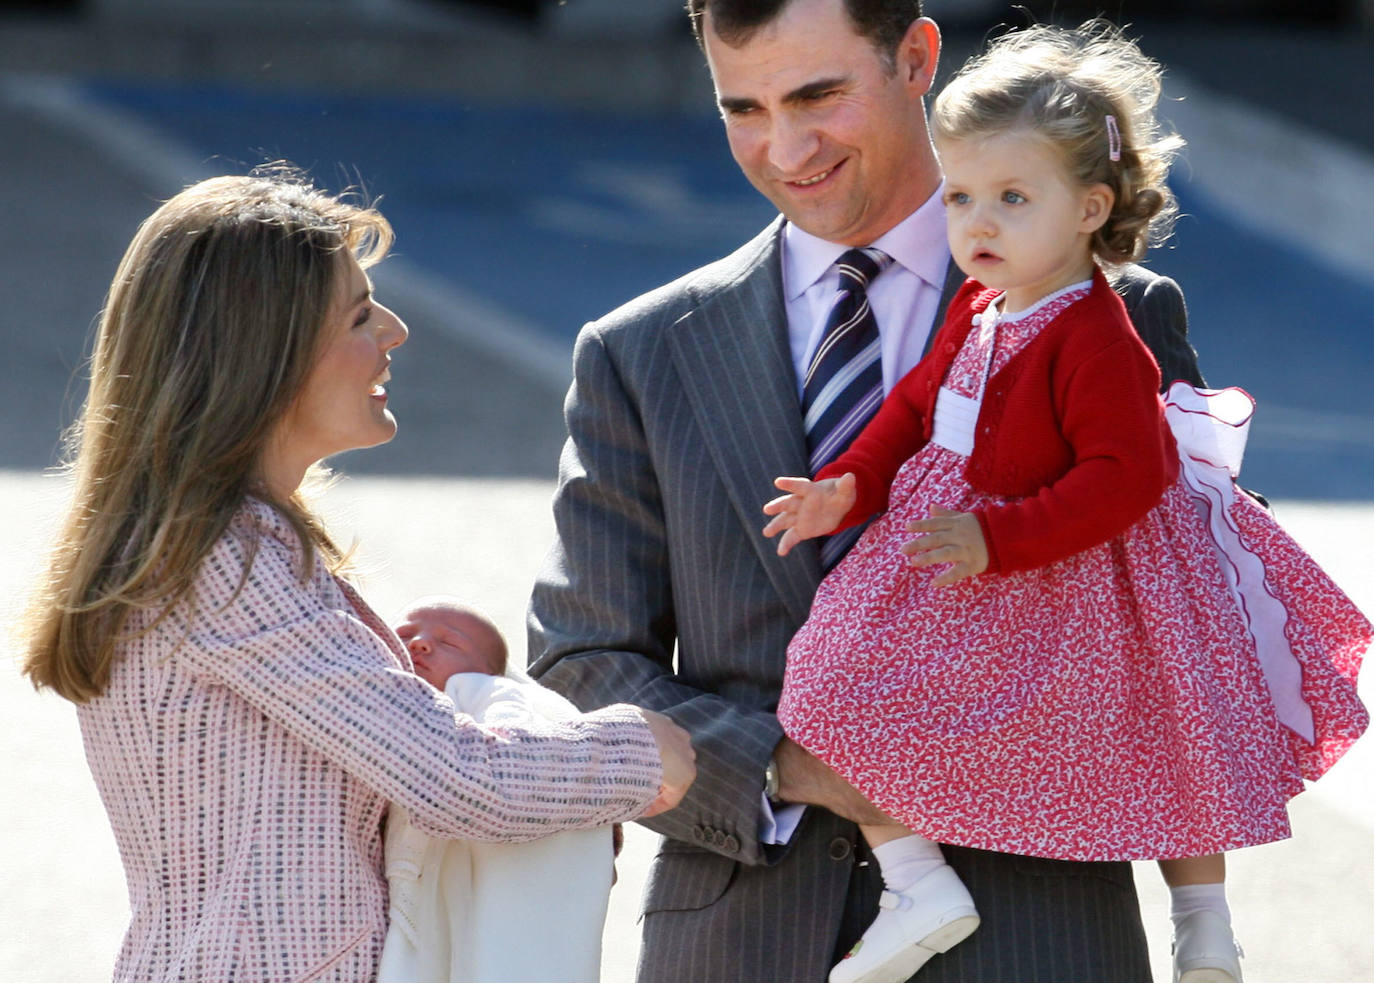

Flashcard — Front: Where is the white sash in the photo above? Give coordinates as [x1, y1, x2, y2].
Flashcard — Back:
[931, 305, 998, 457]
[1164, 382, 1315, 742]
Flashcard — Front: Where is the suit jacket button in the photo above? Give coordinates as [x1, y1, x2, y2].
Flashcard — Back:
[712, 830, 728, 848]
[725, 834, 740, 854]
[693, 826, 706, 842]
[828, 837, 852, 861]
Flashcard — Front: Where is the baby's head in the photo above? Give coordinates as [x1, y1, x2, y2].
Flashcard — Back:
[394, 595, 508, 681]
[932, 20, 1184, 266]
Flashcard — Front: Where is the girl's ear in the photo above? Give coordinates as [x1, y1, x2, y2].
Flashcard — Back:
[1079, 183, 1115, 234]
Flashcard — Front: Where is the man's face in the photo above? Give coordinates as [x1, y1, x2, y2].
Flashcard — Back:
[704, 0, 940, 246]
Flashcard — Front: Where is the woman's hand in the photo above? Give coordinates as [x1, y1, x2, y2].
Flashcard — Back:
[637, 709, 696, 818]
[902, 506, 989, 586]
[761, 473, 857, 556]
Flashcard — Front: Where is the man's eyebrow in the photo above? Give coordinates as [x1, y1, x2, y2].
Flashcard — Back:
[784, 76, 849, 104]
[717, 75, 850, 114]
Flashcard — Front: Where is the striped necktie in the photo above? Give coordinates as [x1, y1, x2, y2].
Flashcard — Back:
[802, 247, 892, 569]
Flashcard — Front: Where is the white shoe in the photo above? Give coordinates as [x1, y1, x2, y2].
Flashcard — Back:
[1172, 910, 1244, 983]
[829, 864, 980, 983]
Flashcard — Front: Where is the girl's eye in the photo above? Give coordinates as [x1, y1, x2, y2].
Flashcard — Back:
[1002, 191, 1026, 204]
[944, 191, 969, 206]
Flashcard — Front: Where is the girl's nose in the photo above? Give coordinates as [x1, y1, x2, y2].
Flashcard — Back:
[407, 637, 431, 656]
[969, 206, 996, 238]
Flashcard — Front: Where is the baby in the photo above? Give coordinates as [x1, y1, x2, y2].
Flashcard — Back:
[398, 594, 511, 686]
[378, 596, 616, 983]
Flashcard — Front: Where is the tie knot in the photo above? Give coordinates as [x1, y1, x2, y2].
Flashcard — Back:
[835, 247, 892, 290]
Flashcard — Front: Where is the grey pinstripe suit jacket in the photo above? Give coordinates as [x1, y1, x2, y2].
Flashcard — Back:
[529, 217, 1202, 982]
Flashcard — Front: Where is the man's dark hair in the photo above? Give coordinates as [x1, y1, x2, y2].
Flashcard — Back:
[686, 0, 922, 63]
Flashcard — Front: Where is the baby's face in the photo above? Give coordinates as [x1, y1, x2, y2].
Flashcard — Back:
[394, 604, 506, 688]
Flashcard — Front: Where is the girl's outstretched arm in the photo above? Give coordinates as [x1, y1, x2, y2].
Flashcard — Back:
[761, 473, 857, 556]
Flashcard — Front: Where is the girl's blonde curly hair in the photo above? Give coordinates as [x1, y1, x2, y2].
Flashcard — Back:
[933, 20, 1185, 265]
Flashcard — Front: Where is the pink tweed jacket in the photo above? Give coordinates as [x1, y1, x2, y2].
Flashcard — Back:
[77, 500, 661, 982]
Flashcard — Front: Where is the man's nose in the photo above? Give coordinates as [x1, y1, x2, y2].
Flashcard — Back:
[767, 115, 820, 177]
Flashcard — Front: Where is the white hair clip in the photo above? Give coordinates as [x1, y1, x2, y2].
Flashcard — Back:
[1105, 115, 1122, 162]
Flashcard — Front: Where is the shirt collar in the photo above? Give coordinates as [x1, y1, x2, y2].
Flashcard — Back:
[782, 183, 949, 301]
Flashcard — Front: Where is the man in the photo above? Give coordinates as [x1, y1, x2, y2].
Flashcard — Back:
[528, 1, 1202, 980]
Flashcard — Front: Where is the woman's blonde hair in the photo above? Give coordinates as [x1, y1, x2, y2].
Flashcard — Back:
[932, 20, 1185, 264]
[22, 168, 393, 703]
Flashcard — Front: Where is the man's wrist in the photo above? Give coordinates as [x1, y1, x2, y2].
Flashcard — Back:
[764, 754, 782, 803]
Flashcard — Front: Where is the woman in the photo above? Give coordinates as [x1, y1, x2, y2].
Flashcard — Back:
[21, 169, 694, 981]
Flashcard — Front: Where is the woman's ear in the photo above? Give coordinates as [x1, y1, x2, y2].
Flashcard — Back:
[1079, 183, 1115, 234]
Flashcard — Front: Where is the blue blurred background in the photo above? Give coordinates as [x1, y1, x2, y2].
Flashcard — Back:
[2, 0, 1371, 498]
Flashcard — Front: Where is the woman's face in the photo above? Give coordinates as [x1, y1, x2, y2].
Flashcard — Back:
[262, 253, 408, 494]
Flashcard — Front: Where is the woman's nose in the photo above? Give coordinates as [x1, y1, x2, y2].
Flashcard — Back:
[378, 304, 408, 351]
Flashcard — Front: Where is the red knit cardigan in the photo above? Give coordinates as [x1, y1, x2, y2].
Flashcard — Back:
[817, 269, 1179, 574]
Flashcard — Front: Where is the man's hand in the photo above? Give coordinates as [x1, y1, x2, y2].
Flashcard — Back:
[772, 736, 892, 825]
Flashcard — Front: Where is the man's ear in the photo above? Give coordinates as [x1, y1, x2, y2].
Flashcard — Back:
[1080, 183, 1115, 234]
[897, 17, 941, 96]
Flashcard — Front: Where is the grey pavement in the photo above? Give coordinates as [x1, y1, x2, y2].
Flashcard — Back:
[2, 6, 1371, 982]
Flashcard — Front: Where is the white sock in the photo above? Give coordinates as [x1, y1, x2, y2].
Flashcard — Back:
[870, 834, 945, 893]
[1169, 882, 1231, 930]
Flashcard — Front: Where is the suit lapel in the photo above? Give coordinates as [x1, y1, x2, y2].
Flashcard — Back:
[664, 219, 823, 624]
[922, 253, 967, 357]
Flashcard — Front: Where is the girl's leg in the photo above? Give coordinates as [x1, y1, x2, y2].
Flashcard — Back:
[1159, 854, 1243, 983]
[1159, 852, 1226, 887]
[859, 823, 947, 894]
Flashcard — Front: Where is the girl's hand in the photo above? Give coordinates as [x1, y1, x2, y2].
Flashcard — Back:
[902, 506, 988, 586]
[761, 473, 857, 556]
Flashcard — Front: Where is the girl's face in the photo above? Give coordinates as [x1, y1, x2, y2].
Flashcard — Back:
[261, 253, 408, 495]
[938, 128, 1112, 312]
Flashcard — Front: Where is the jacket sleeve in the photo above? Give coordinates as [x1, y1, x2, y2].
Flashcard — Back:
[178, 529, 661, 844]
[527, 322, 785, 867]
[975, 331, 1176, 573]
[1115, 266, 1205, 390]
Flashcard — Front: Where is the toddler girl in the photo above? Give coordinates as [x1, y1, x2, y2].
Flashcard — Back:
[762, 21, 1369, 983]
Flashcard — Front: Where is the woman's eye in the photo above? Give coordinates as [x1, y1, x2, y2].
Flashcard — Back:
[354, 306, 373, 327]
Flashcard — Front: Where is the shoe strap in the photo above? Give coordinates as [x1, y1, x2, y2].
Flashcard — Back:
[877, 890, 912, 912]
